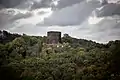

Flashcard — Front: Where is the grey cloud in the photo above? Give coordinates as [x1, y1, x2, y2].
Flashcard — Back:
[8, 24, 47, 36]
[30, 0, 52, 9]
[0, 9, 33, 29]
[37, 0, 100, 26]
[76, 16, 120, 43]
[0, 0, 54, 9]
[30, 0, 85, 10]
[37, 11, 48, 15]
[92, 19, 116, 32]
[10, 12, 33, 21]
[0, 0, 100, 10]
[96, 3, 120, 17]
[0, 0, 25, 8]
[16, 0, 52, 10]
[0, 12, 11, 28]
[55, 0, 83, 9]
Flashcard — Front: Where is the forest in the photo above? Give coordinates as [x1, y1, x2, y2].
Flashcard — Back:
[0, 30, 120, 80]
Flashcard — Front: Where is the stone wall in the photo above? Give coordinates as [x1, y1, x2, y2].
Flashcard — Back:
[47, 31, 61, 44]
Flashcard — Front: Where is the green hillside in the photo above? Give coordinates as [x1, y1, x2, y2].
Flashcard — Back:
[0, 31, 120, 80]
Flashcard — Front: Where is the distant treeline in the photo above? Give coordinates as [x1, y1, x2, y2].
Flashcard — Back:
[0, 30, 21, 44]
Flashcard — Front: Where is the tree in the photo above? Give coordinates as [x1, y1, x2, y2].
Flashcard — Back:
[11, 37, 27, 58]
[38, 40, 43, 56]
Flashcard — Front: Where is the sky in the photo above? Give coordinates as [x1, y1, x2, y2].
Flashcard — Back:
[0, 0, 120, 43]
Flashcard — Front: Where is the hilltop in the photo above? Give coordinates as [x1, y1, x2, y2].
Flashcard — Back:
[0, 30, 120, 80]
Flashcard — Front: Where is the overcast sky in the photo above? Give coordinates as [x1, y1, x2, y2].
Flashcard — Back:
[0, 0, 120, 43]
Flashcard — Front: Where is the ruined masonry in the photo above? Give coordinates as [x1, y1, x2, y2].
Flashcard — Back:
[47, 31, 61, 44]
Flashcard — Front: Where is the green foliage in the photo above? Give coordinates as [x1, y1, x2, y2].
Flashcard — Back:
[0, 30, 21, 44]
[6, 47, 111, 80]
[0, 31, 120, 80]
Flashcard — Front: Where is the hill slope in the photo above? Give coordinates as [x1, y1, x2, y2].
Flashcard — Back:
[0, 31, 120, 80]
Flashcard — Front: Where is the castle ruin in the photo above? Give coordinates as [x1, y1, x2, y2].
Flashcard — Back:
[47, 31, 61, 44]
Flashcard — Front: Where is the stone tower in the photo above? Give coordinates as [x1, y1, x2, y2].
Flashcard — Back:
[47, 31, 61, 44]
